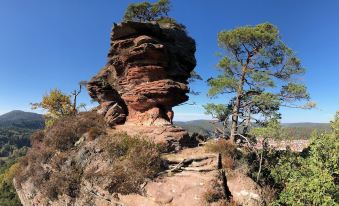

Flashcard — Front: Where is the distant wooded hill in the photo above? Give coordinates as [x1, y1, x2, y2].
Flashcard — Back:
[175, 120, 331, 139]
[0, 110, 44, 158]
[0, 110, 44, 129]
[0, 110, 43, 205]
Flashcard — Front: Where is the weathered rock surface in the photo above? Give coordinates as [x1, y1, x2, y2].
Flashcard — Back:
[87, 21, 196, 126]
[111, 124, 197, 151]
[87, 21, 196, 149]
[14, 138, 227, 206]
[14, 130, 263, 206]
[227, 172, 263, 206]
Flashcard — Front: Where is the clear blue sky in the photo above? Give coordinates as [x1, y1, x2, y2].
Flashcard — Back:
[0, 0, 338, 123]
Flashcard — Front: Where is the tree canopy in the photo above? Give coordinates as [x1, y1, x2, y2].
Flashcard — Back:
[206, 23, 314, 141]
[123, 0, 175, 23]
[31, 89, 74, 127]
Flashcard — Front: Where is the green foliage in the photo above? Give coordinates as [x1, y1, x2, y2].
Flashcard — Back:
[331, 111, 339, 134]
[0, 180, 21, 206]
[0, 155, 25, 206]
[270, 113, 339, 205]
[204, 104, 231, 122]
[218, 23, 279, 52]
[31, 88, 86, 127]
[250, 118, 285, 140]
[281, 83, 310, 100]
[31, 89, 74, 127]
[207, 75, 238, 96]
[205, 23, 314, 139]
[0, 128, 32, 157]
[0, 113, 41, 206]
[123, 0, 172, 23]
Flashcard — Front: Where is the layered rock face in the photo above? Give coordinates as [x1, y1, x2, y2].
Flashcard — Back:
[87, 22, 196, 150]
[87, 22, 196, 127]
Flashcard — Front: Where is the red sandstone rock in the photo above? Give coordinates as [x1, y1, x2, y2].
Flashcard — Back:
[87, 21, 196, 149]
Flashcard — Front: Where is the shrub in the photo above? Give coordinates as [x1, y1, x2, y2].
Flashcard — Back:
[0, 180, 21, 206]
[45, 112, 105, 150]
[205, 139, 238, 169]
[16, 113, 162, 201]
[260, 185, 277, 205]
[271, 112, 339, 205]
[87, 127, 103, 141]
[203, 187, 224, 203]
[97, 133, 162, 194]
[222, 156, 235, 170]
[205, 139, 237, 157]
[202, 177, 237, 205]
[41, 163, 82, 200]
[16, 112, 104, 195]
[30, 130, 44, 147]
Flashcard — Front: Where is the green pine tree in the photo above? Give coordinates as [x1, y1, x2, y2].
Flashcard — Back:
[206, 23, 314, 142]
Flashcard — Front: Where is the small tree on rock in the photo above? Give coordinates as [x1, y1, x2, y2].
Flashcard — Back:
[123, 0, 183, 28]
[31, 89, 74, 127]
[31, 84, 87, 127]
[123, 0, 171, 22]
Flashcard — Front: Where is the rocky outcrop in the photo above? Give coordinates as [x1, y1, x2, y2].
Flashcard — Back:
[14, 134, 220, 206]
[227, 173, 263, 205]
[87, 21, 196, 127]
[87, 21, 196, 150]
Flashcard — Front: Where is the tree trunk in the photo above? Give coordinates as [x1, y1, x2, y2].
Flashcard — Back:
[256, 150, 263, 182]
[243, 106, 251, 134]
[230, 66, 247, 142]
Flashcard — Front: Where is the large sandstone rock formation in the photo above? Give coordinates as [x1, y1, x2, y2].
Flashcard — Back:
[87, 21, 196, 150]
[87, 22, 195, 126]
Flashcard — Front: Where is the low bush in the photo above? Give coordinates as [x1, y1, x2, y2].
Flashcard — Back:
[260, 185, 277, 205]
[45, 112, 105, 151]
[30, 130, 44, 147]
[202, 177, 238, 205]
[42, 163, 82, 200]
[203, 187, 224, 203]
[97, 133, 162, 194]
[15, 112, 105, 199]
[205, 139, 236, 156]
[15, 112, 163, 201]
[205, 139, 238, 169]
